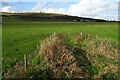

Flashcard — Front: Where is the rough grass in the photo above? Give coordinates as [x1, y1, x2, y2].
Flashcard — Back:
[38, 33, 88, 78]
[3, 33, 118, 79]
[2, 33, 118, 79]
[39, 33, 118, 79]
[84, 37, 118, 78]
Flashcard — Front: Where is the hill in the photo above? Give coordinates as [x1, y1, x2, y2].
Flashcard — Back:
[1, 12, 109, 22]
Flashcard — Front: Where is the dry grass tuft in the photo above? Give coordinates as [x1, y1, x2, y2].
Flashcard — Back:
[38, 33, 88, 78]
[84, 38, 118, 78]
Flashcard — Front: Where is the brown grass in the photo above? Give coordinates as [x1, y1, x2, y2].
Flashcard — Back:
[38, 33, 88, 78]
[84, 37, 118, 78]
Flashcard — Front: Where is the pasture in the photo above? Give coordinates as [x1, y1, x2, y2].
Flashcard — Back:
[2, 16, 118, 59]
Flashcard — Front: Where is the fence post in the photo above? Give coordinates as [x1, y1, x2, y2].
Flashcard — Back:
[24, 54, 27, 72]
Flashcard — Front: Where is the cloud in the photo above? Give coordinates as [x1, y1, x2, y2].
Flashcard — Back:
[40, 0, 118, 20]
[2, 6, 17, 13]
[47, 2, 68, 9]
[32, 2, 68, 13]
[67, 0, 117, 17]
[32, 2, 47, 12]
[43, 8, 66, 14]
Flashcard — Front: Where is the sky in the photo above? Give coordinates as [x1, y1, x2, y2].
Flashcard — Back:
[0, 0, 119, 21]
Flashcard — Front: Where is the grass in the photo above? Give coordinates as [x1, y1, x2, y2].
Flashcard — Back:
[2, 16, 118, 59]
[2, 14, 118, 78]
[3, 33, 118, 79]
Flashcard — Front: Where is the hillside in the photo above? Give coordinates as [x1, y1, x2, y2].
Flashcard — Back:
[1, 12, 109, 22]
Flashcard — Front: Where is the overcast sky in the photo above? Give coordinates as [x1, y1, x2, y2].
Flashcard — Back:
[0, 0, 119, 21]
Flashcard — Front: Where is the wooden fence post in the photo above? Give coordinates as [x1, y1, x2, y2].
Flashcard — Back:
[24, 54, 27, 72]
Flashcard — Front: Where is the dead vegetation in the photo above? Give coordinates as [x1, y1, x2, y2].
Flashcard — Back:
[36, 33, 118, 79]
[84, 37, 118, 78]
[38, 33, 88, 78]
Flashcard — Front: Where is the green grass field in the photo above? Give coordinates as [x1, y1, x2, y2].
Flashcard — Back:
[2, 16, 118, 59]
[2, 14, 119, 79]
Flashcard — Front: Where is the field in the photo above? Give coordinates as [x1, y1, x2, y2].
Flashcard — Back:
[2, 16, 118, 58]
[2, 14, 118, 79]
